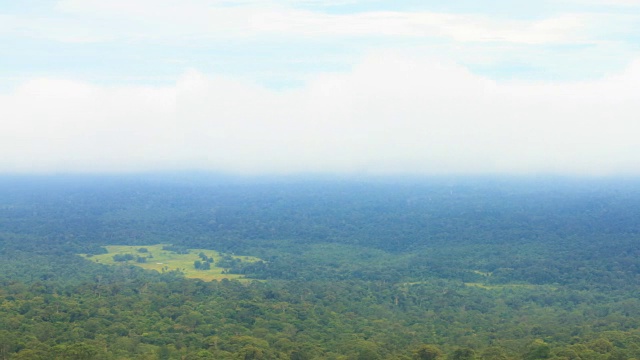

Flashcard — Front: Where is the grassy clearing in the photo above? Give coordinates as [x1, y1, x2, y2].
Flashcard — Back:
[401, 280, 550, 291]
[80, 244, 261, 281]
[472, 270, 492, 277]
[464, 282, 556, 290]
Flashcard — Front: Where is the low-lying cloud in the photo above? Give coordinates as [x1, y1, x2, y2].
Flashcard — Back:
[2, 52, 640, 175]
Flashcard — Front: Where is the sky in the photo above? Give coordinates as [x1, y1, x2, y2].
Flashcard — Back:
[2, 0, 640, 175]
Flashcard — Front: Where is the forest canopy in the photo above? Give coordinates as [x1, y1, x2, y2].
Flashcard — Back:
[0, 175, 639, 359]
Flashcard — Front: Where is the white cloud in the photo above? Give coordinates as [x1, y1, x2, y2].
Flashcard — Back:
[0, 79, 179, 172]
[563, 0, 640, 6]
[4, 0, 638, 86]
[248, 11, 586, 44]
[2, 53, 640, 175]
[31, 0, 585, 44]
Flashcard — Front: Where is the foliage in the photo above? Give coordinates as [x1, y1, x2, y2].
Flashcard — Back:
[113, 253, 135, 262]
[0, 175, 639, 359]
[414, 345, 443, 360]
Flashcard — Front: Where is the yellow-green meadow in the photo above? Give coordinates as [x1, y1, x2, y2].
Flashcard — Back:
[81, 244, 261, 281]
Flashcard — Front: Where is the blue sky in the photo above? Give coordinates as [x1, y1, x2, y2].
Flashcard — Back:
[2, 1, 640, 174]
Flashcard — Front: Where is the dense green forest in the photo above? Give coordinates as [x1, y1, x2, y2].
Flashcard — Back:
[1, 175, 639, 359]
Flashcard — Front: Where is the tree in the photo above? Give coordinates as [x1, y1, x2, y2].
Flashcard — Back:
[290, 350, 311, 360]
[54, 343, 99, 360]
[11, 349, 48, 360]
[238, 346, 264, 360]
[0, 330, 18, 359]
[414, 345, 443, 360]
[157, 345, 172, 360]
[184, 349, 215, 359]
[357, 348, 381, 360]
[479, 347, 508, 360]
[524, 340, 551, 360]
[452, 348, 476, 360]
[113, 254, 135, 262]
[588, 338, 613, 354]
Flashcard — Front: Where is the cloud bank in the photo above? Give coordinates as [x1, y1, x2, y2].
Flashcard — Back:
[2, 53, 640, 175]
[0, 0, 583, 45]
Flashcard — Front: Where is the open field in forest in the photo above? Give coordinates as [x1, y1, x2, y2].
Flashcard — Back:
[463, 282, 556, 290]
[401, 280, 552, 291]
[81, 244, 261, 281]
